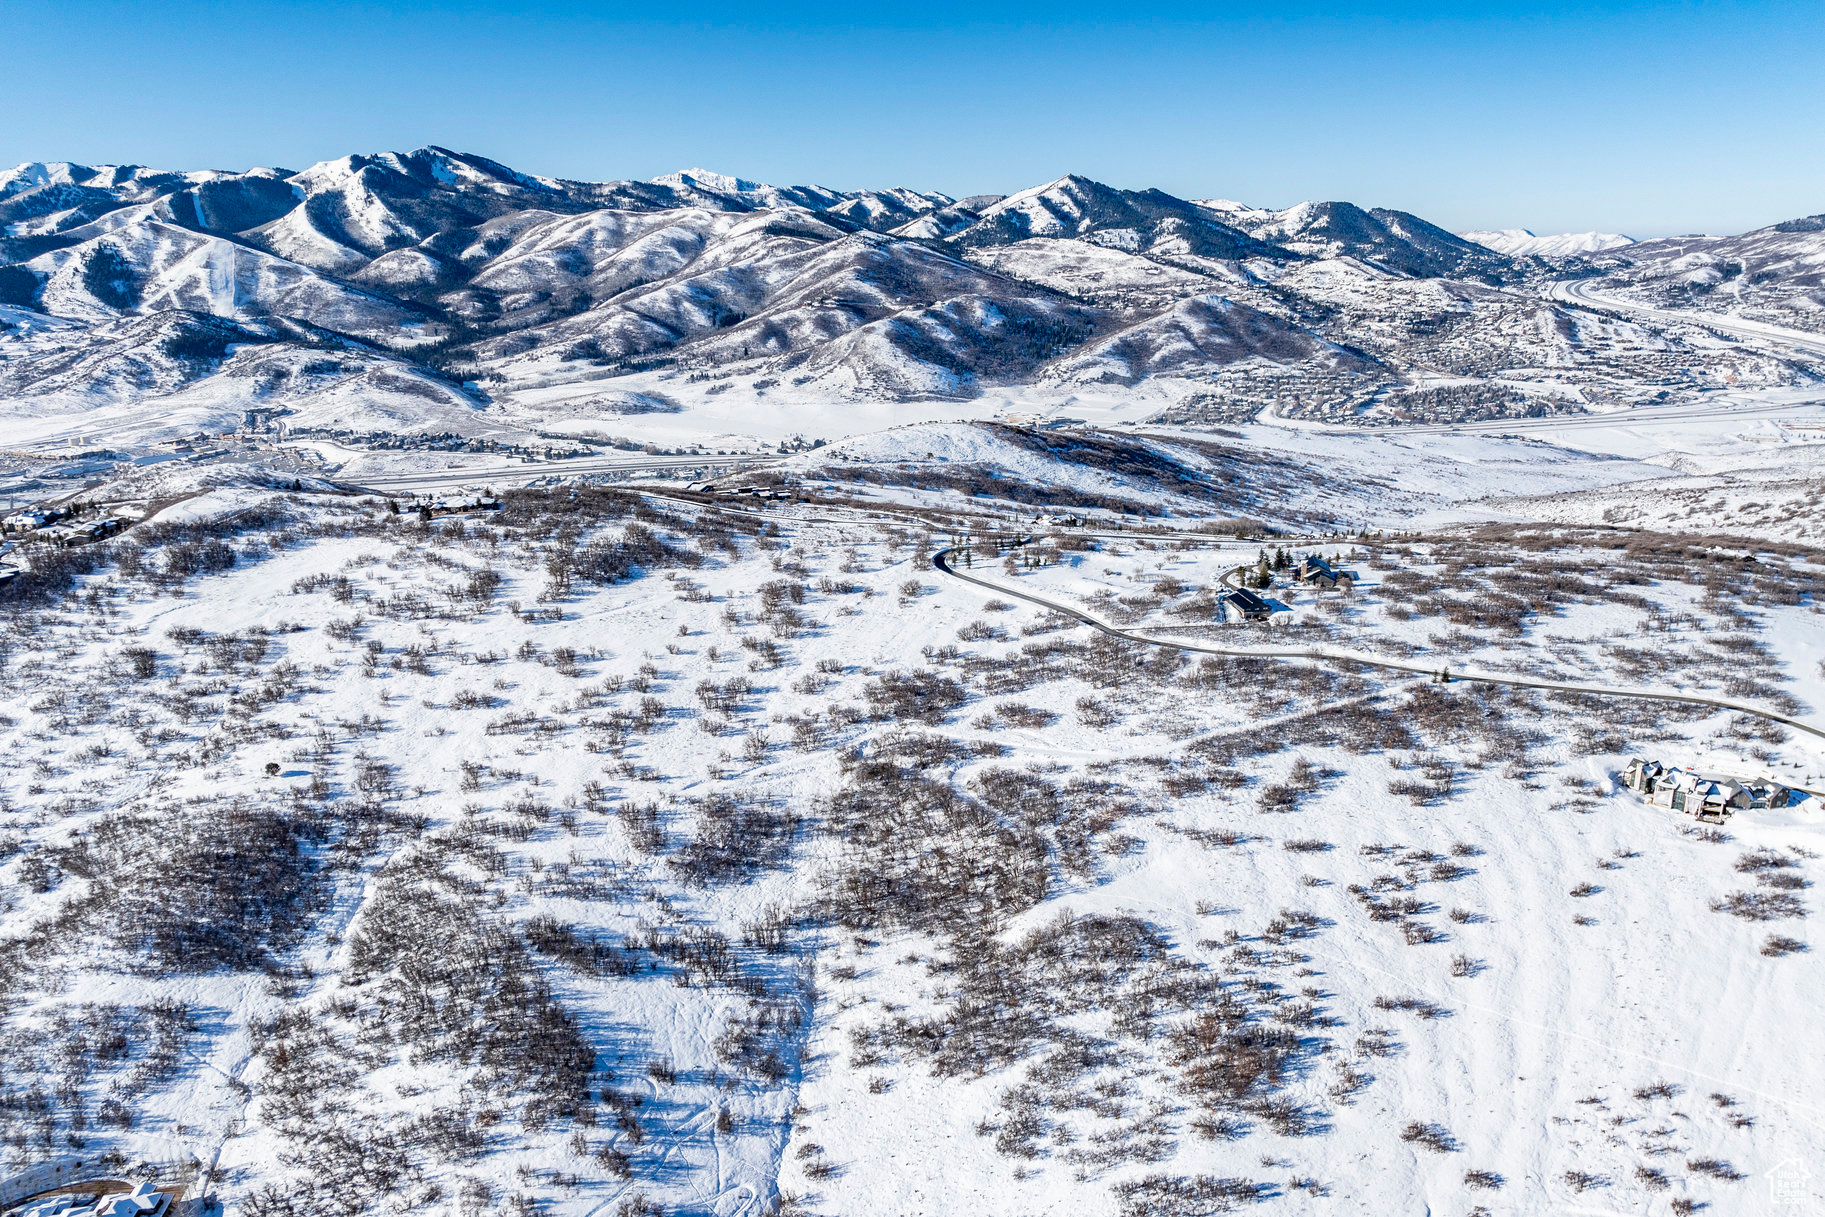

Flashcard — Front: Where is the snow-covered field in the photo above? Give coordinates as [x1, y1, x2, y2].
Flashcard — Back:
[10, 145, 1825, 1216]
[0, 436, 1821, 1217]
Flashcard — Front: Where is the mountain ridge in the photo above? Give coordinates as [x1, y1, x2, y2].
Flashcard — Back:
[2, 146, 1820, 446]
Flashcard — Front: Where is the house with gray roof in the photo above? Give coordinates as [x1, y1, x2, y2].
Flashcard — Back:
[1622, 757, 1794, 821]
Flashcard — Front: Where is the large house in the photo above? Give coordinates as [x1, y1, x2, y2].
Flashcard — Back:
[32, 518, 125, 548]
[2, 507, 69, 535]
[1622, 758, 1793, 821]
[5, 1181, 169, 1217]
[410, 492, 501, 517]
[1216, 586, 1275, 622]
[1293, 555, 1355, 590]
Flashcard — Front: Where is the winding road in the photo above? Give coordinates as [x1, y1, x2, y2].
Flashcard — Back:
[930, 542, 1825, 746]
[644, 489, 1825, 750]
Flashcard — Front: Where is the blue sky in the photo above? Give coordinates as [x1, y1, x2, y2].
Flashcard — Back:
[4, 0, 1821, 236]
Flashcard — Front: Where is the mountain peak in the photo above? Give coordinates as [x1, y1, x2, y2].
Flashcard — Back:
[651, 168, 763, 194]
[1460, 228, 1636, 257]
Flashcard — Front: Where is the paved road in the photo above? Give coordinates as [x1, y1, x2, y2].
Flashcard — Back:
[637, 487, 1825, 749]
[931, 544, 1825, 744]
[1546, 279, 1825, 360]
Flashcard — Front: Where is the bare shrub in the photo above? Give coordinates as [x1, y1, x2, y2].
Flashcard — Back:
[526, 917, 639, 977]
[1687, 1156, 1744, 1181]
[618, 801, 666, 852]
[1562, 1170, 1607, 1193]
[1400, 1121, 1456, 1153]
[1260, 909, 1325, 945]
[670, 793, 798, 884]
[1711, 890, 1806, 920]
[1076, 697, 1117, 728]
[991, 701, 1057, 728]
[863, 670, 968, 725]
[122, 646, 158, 678]
[1735, 848, 1799, 876]
[1373, 995, 1449, 1019]
[1110, 1174, 1274, 1217]
[1256, 784, 1298, 813]
[74, 803, 329, 970]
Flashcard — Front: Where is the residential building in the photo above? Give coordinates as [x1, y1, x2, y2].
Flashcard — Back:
[1293, 555, 1354, 590]
[1622, 758, 1793, 820]
[1217, 586, 1274, 622]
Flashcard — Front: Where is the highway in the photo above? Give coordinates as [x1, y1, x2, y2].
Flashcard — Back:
[1545, 278, 1825, 361]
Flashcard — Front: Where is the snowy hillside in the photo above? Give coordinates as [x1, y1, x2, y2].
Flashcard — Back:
[1201, 199, 1504, 279]
[6, 138, 1825, 1217]
[0, 435, 1821, 1217]
[1573, 214, 1825, 336]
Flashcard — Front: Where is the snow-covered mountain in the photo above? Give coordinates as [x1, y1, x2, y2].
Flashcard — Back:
[1207, 199, 1507, 278]
[1, 147, 1821, 448]
[1576, 213, 1825, 334]
[943, 175, 1288, 265]
[1461, 229, 1636, 258]
[648, 167, 954, 230]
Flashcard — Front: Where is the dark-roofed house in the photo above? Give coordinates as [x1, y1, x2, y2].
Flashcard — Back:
[1294, 555, 1354, 590]
[1217, 587, 1274, 623]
